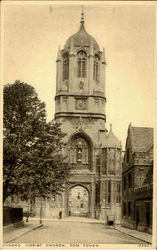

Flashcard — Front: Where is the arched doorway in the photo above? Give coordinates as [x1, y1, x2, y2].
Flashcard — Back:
[68, 185, 89, 217]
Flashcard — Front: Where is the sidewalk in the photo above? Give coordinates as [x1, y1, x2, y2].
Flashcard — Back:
[115, 225, 152, 244]
[3, 219, 43, 243]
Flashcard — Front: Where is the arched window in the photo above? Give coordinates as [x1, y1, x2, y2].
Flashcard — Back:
[77, 51, 87, 78]
[63, 53, 69, 81]
[93, 55, 99, 81]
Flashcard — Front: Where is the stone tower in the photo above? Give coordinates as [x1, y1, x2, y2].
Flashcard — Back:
[54, 10, 122, 222]
[55, 11, 106, 133]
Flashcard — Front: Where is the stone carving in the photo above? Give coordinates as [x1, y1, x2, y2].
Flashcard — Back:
[75, 98, 86, 110]
[79, 81, 84, 89]
[101, 98, 105, 104]
[70, 137, 88, 165]
[56, 97, 60, 105]
[62, 96, 67, 103]
[76, 116, 84, 130]
[94, 97, 99, 104]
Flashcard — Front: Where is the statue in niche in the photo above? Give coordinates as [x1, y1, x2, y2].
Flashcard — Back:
[76, 139, 83, 162]
[79, 81, 84, 89]
[76, 116, 84, 130]
[70, 137, 88, 165]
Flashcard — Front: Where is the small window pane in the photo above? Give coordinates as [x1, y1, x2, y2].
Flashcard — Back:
[77, 51, 87, 78]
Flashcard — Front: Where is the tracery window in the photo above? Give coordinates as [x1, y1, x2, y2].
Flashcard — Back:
[77, 51, 87, 78]
[63, 53, 69, 81]
[93, 55, 99, 81]
[70, 137, 88, 164]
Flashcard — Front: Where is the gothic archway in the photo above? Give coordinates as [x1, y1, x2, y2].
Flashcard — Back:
[68, 185, 89, 217]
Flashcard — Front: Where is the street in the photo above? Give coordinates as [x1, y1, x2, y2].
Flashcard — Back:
[11, 220, 145, 244]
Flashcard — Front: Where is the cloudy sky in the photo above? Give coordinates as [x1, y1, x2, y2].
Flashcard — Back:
[2, 1, 156, 149]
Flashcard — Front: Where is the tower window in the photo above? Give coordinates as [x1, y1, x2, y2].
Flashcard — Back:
[63, 53, 69, 81]
[93, 55, 99, 81]
[78, 51, 87, 78]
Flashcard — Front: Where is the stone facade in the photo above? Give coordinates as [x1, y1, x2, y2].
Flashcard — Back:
[122, 124, 153, 233]
[53, 12, 122, 223]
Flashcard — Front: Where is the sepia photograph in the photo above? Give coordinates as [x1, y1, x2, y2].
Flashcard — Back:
[1, 1, 156, 249]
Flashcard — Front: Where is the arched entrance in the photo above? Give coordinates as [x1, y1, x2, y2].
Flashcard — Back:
[68, 185, 89, 217]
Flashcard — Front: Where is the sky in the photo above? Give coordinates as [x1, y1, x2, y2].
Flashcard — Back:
[2, 1, 156, 149]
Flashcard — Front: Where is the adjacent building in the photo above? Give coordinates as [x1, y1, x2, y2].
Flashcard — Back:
[122, 124, 153, 233]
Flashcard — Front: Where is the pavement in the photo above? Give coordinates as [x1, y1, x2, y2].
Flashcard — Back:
[3, 219, 43, 243]
[3, 217, 152, 244]
[115, 225, 152, 244]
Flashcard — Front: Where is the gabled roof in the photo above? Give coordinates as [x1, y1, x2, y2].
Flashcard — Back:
[130, 126, 153, 153]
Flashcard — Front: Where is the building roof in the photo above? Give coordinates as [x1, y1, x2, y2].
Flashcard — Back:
[106, 124, 121, 148]
[64, 12, 99, 51]
[130, 126, 153, 153]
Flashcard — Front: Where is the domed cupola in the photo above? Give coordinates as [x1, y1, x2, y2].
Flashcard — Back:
[106, 124, 121, 148]
[64, 10, 100, 52]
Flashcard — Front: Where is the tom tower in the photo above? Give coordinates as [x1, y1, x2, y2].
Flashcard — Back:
[54, 11, 122, 223]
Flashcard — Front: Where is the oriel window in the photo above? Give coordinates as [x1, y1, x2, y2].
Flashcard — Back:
[78, 51, 87, 78]
[93, 55, 99, 81]
[63, 53, 69, 81]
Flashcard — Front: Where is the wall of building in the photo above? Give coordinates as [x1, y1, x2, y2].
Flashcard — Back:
[122, 126, 153, 233]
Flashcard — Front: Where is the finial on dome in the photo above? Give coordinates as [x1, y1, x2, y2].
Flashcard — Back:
[80, 5, 84, 24]
[110, 123, 112, 132]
